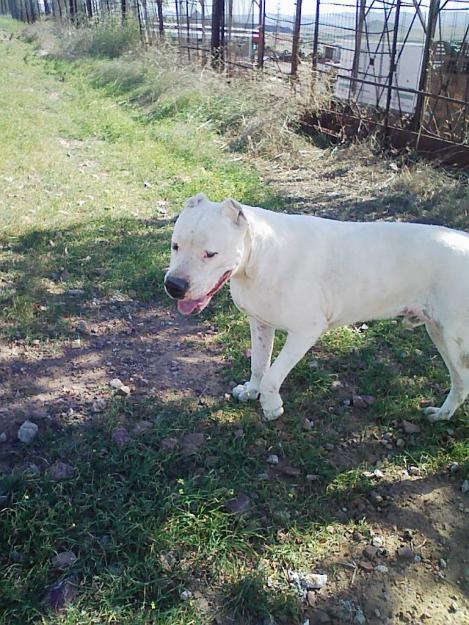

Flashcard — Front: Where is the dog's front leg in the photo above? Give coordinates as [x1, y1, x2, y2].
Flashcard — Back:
[232, 318, 275, 402]
[259, 326, 324, 421]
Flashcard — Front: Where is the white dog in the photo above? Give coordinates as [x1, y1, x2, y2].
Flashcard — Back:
[165, 193, 469, 422]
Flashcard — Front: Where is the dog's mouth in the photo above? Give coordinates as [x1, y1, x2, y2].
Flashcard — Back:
[177, 270, 232, 315]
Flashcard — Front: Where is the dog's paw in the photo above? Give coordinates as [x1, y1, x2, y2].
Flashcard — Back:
[232, 383, 259, 402]
[262, 405, 284, 421]
[423, 406, 451, 422]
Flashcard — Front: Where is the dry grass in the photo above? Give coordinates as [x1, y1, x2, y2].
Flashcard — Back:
[20, 19, 331, 160]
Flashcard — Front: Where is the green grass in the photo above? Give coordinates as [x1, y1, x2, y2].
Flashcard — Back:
[0, 18, 468, 625]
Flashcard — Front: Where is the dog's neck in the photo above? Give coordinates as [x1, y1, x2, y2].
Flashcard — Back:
[233, 205, 270, 282]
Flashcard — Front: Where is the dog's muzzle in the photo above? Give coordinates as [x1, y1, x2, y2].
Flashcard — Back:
[164, 276, 189, 300]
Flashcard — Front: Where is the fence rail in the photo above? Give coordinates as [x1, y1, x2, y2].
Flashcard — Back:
[2, 0, 469, 163]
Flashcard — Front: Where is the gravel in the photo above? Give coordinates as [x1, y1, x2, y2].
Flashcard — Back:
[51, 551, 78, 569]
[225, 492, 251, 515]
[17, 420, 38, 443]
[47, 461, 76, 481]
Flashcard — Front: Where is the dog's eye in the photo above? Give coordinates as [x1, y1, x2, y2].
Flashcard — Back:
[172, 243, 179, 251]
[204, 251, 218, 259]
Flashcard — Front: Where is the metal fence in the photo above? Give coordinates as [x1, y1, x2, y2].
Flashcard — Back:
[2, 0, 469, 163]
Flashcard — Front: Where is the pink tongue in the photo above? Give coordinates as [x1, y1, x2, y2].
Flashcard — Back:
[177, 295, 211, 315]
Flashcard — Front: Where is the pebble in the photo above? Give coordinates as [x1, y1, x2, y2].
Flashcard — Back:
[397, 546, 414, 559]
[25, 463, 40, 477]
[439, 558, 447, 569]
[302, 418, 314, 430]
[287, 570, 328, 591]
[181, 432, 205, 454]
[0, 432, 7, 443]
[112, 427, 131, 447]
[353, 394, 375, 408]
[161, 437, 179, 451]
[280, 465, 302, 478]
[159, 551, 176, 571]
[355, 608, 366, 625]
[376, 564, 388, 573]
[226, 492, 251, 515]
[91, 399, 107, 413]
[449, 462, 459, 473]
[363, 546, 379, 560]
[408, 465, 420, 476]
[306, 590, 316, 606]
[402, 419, 421, 434]
[133, 421, 152, 436]
[306, 474, 320, 482]
[76, 320, 89, 334]
[66, 289, 85, 296]
[308, 574, 328, 589]
[44, 576, 78, 612]
[324, 443, 335, 451]
[266, 454, 279, 465]
[461, 480, 469, 494]
[396, 438, 405, 448]
[371, 536, 384, 547]
[352, 395, 368, 409]
[359, 560, 374, 571]
[180, 590, 192, 601]
[52, 551, 77, 569]
[47, 461, 76, 481]
[17, 420, 38, 444]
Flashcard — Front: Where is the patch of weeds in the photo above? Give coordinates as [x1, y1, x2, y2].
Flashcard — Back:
[224, 572, 301, 625]
[56, 18, 141, 60]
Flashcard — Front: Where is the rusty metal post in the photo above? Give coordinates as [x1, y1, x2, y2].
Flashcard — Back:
[186, 0, 191, 59]
[211, 0, 224, 69]
[350, 0, 366, 99]
[257, 0, 265, 69]
[412, 0, 440, 132]
[156, 0, 164, 37]
[383, 0, 402, 139]
[291, 0, 303, 76]
[312, 0, 320, 71]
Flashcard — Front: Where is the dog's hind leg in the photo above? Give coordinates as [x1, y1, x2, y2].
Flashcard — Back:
[232, 318, 275, 403]
[259, 323, 325, 421]
[424, 320, 469, 422]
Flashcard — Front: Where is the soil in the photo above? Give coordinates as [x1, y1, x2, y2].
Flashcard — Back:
[1, 152, 468, 625]
[0, 299, 225, 441]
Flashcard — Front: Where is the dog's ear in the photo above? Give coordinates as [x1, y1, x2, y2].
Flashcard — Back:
[221, 198, 246, 226]
[185, 192, 208, 208]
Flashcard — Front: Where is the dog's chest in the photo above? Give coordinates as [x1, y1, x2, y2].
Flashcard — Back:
[230, 279, 282, 327]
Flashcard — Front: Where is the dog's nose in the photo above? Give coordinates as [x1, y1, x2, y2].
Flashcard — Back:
[164, 276, 189, 299]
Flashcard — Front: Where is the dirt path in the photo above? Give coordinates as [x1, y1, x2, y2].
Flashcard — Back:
[0, 298, 225, 443]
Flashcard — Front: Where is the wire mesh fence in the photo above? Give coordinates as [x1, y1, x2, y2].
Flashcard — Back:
[1, 0, 468, 160]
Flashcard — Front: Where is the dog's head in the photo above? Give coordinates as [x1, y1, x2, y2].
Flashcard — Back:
[164, 193, 248, 315]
